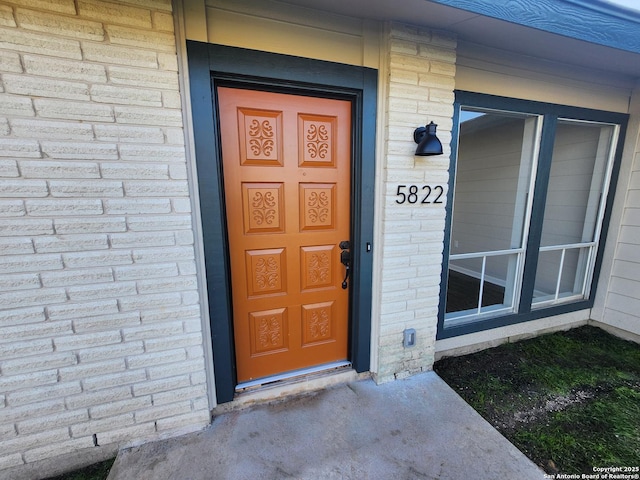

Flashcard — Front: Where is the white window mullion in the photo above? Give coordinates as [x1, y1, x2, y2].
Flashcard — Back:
[477, 255, 487, 314]
[554, 248, 566, 301]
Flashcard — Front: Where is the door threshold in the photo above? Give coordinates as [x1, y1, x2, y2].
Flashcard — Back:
[214, 361, 361, 413]
[235, 361, 352, 392]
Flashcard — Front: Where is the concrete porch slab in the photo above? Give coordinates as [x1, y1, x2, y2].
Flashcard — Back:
[107, 371, 545, 479]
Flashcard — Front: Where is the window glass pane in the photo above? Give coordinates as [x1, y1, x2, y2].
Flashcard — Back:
[451, 109, 538, 254]
[533, 120, 615, 307]
[533, 246, 591, 305]
[539, 121, 614, 247]
[446, 252, 521, 323]
[481, 254, 514, 312]
[445, 108, 539, 323]
[447, 257, 482, 314]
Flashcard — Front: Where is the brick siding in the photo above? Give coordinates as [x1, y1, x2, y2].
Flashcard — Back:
[0, 0, 210, 474]
[374, 24, 456, 382]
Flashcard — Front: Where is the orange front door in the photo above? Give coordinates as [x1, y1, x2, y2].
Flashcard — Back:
[218, 87, 352, 383]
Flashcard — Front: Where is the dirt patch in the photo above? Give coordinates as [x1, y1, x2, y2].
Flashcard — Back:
[514, 389, 593, 423]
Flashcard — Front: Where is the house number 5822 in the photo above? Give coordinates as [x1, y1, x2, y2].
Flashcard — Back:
[395, 185, 444, 204]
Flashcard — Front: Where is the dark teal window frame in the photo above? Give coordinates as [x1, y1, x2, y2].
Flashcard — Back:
[437, 91, 628, 339]
[186, 42, 377, 402]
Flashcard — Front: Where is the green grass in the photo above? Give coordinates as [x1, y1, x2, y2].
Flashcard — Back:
[514, 386, 640, 471]
[43, 457, 115, 480]
[434, 326, 640, 474]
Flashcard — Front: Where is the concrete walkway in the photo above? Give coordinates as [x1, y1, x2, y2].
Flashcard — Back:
[107, 371, 545, 480]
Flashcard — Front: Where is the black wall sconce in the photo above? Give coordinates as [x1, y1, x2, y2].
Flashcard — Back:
[413, 121, 443, 156]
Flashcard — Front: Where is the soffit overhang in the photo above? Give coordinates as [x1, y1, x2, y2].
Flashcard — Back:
[278, 0, 640, 81]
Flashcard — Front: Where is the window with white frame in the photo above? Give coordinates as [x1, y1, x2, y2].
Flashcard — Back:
[439, 93, 625, 337]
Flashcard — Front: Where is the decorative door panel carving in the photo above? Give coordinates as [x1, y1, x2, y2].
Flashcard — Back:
[249, 308, 288, 355]
[301, 302, 335, 346]
[242, 183, 284, 234]
[300, 245, 334, 291]
[298, 114, 336, 167]
[237, 108, 283, 166]
[245, 248, 286, 297]
[299, 183, 336, 230]
[218, 87, 351, 383]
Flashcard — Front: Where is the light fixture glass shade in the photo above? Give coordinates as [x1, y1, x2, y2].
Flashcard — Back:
[414, 121, 443, 156]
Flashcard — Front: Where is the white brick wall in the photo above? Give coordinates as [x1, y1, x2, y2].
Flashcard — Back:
[374, 24, 456, 382]
[0, 0, 210, 475]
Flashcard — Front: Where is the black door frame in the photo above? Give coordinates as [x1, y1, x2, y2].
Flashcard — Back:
[186, 42, 378, 403]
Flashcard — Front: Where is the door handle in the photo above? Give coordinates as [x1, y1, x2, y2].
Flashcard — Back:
[340, 241, 350, 289]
